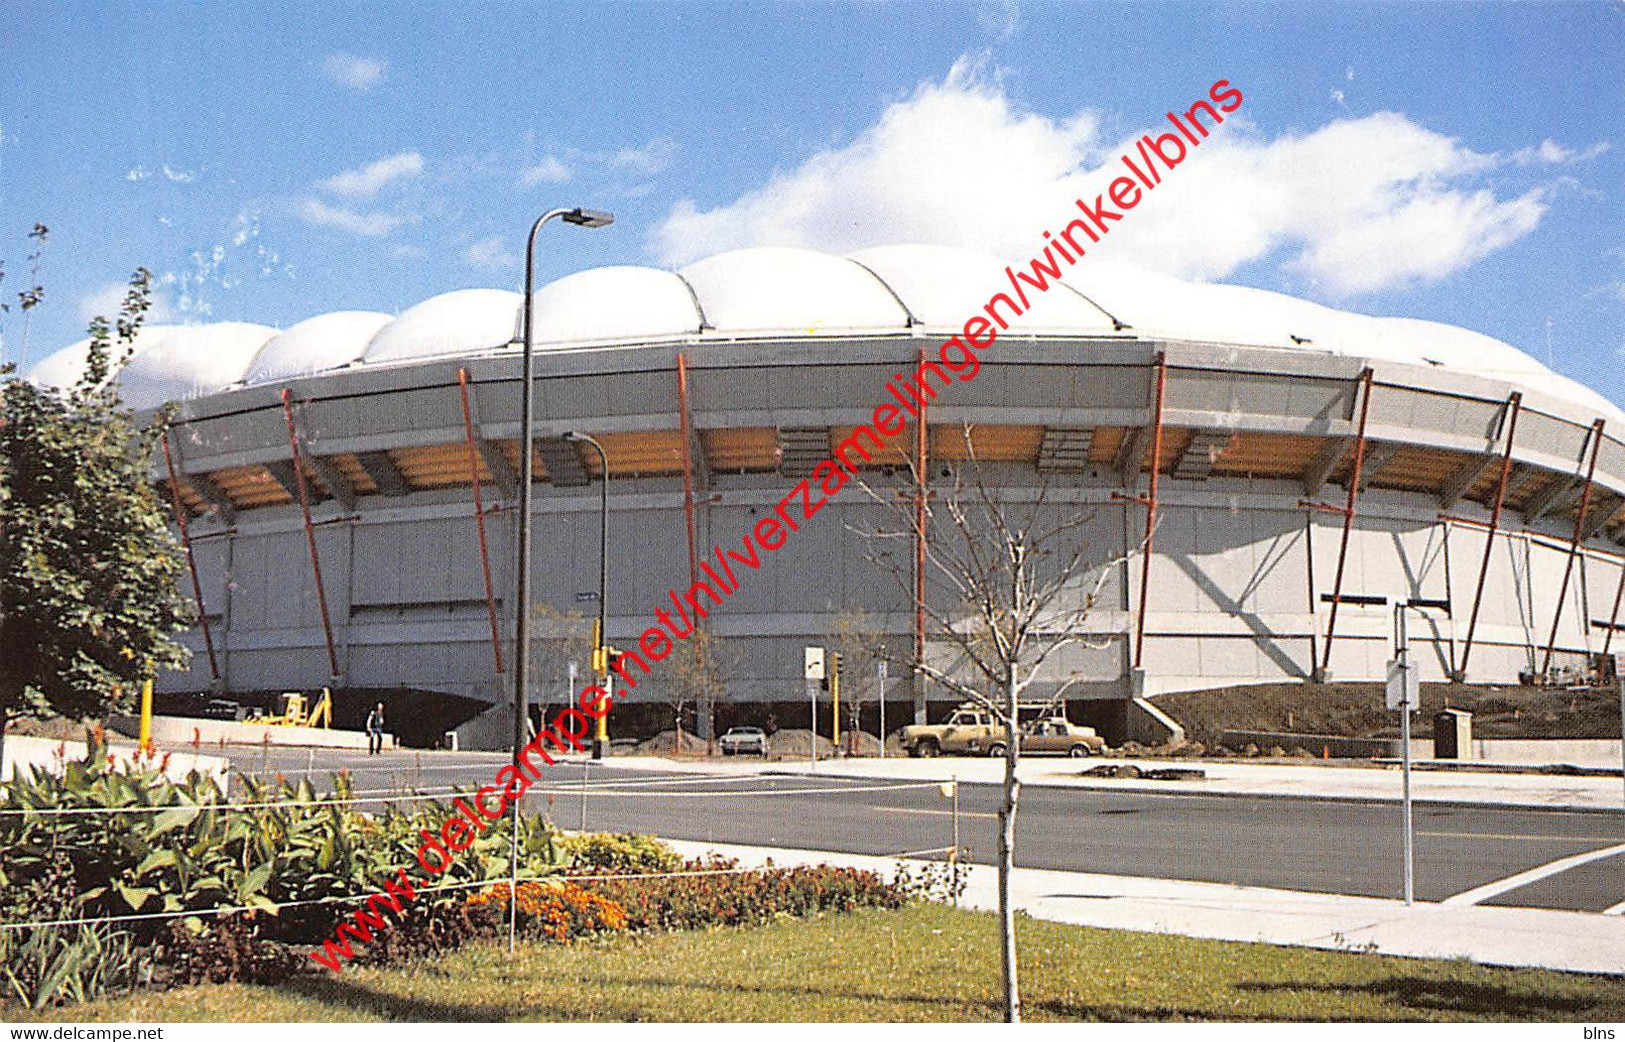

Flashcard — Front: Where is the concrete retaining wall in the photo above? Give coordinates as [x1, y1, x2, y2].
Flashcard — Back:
[3, 734, 229, 783]
[1437, 738, 1622, 768]
[108, 714, 377, 750]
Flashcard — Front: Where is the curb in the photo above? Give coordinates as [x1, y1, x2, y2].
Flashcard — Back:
[753, 765, 1621, 816]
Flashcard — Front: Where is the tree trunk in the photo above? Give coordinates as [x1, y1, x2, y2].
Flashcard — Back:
[998, 671, 1022, 1023]
[0, 703, 8, 784]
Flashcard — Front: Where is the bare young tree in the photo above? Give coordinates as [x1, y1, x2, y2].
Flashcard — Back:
[833, 606, 887, 754]
[529, 602, 594, 733]
[853, 424, 1121, 1023]
[657, 622, 735, 755]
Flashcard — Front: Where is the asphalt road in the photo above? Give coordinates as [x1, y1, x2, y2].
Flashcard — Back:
[221, 747, 1625, 913]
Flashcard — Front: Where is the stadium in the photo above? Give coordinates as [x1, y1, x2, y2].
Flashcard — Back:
[28, 244, 1625, 748]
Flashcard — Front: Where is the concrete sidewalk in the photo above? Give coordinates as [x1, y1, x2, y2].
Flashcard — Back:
[660, 837, 1625, 977]
[607, 753, 1625, 812]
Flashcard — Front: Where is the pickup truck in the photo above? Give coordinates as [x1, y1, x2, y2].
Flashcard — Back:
[901, 706, 1106, 758]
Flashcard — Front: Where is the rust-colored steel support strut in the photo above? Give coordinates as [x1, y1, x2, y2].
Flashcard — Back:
[1132, 353, 1169, 670]
[1604, 544, 1625, 659]
[1540, 418, 1606, 676]
[457, 368, 505, 676]
[280, 388, 341, 680]
[160, 431, 220, 681]
[1454, 392, 1523, 681]
[676, 353, 700, 589]
[1317, 368, 1375, 681]
[913, 345, 928, 724]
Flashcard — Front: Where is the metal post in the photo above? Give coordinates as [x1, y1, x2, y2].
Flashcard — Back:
[832, 657, 840, 756]
[877, 657, 888, 759]
[579, 758, 589, 832]
[1133, 352, 1168, 669]
[1456, 393, 1522, 681]
[457, 368, 506, 676]
[1541, 419, 1606, 676]
[1617, 664, 1624, 812]
[516, 207, 613, 786]
[913, 347, 930, 724]
[951, 780, 961, 908]
[1612, 656, 1625, 812]
[1318, 368, 1375, 681]
[807, 677, 818, 771]
[508, 793, 520, 953]
[160, 433, 220, 681]
[1397, 604, 1415, 906]
[138, 672, 154, 754]
[279, 389, 340, 680]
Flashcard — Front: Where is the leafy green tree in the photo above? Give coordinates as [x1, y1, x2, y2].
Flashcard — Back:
[1, 266, 192, 761]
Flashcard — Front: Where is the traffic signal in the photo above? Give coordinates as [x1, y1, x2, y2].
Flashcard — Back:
[821, 652, 842, 691]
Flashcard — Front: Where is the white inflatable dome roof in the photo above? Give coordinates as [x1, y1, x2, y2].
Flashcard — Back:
[23, 243, 1619, 422]
[116, 323, 280, 412]
[363, 289, 523, 365]
[247, 310, 393, 385]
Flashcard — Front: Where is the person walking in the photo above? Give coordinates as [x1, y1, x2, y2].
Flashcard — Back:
[366, 702, 386, 755]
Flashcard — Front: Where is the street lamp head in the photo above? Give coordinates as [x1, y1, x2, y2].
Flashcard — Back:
[562, 208, 614, 229]
[563, 430, 583, 442]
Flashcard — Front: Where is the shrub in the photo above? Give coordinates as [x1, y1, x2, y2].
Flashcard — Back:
[560, 832, 683, 874]
[465, 880, 629, 942]
[578, 857, 906, 933]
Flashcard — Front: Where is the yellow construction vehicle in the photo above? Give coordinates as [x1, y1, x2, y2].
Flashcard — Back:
[264, 688, 333, 728]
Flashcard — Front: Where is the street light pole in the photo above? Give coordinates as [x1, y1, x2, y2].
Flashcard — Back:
[514, 208, 613, 775]
[565, 431, 610, 760]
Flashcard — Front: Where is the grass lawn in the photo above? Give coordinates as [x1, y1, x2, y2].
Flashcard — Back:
[17, 904, 1625, 1022]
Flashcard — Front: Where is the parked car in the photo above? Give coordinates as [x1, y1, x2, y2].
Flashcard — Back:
[1019, 717, 1106, 757]
[901, 706, 1000, 757]
[719, 726, 769, 757]
[902, 704, 1107, 757]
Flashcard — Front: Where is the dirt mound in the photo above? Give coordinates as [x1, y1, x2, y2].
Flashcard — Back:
[635, 729, 709, 755]
[1155, 682, 1621, 747]
[764, 728, 835, 760]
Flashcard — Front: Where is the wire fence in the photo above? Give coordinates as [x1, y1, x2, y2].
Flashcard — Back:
[0, 777, 945, 818]
[0, 847, 963, 932]
[2, 763, 967, 933]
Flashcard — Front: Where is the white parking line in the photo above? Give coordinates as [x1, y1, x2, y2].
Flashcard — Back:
[1441, 842, 1625, 906]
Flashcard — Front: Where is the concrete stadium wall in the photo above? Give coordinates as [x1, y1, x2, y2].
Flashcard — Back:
[149, 338, 1625, 739]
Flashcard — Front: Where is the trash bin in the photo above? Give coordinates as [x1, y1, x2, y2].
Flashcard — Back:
[1434, 708, 1472, 760]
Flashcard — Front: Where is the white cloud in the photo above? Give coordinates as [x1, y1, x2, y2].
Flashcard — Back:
[608, 138, 676, 177]
[298, 198, 408, 237]
[78, 281, 176, 325]
[520, 156, 572, 186]
[652, 59, 1573, 298]
[1509, 139, 1610, 166]
[126, 164, 198, 183]
[464, 235, 518, 270]
[317, 151, 424, 199]
[323, 52, 387, 91]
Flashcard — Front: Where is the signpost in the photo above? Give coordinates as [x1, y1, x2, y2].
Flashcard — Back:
[1387, 605, 1421, 905]
[877, 658, 888, 760]
[804, 647, 825, 770]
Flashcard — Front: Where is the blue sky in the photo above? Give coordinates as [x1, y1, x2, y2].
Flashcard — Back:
[2, 1, 1620, 405]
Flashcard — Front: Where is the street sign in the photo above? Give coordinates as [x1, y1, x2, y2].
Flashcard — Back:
[1385, 658, 1419, 709]
[804, 646, 825, 681]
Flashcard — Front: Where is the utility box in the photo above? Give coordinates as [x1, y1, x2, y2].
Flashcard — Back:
[1434, 709, 1472, 760]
